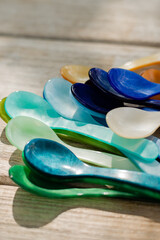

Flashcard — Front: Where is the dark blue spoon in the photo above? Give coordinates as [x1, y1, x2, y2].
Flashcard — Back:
[89, 68, 160, 109]
[23, 138, 160, 200]
[108, 68, 160, 100]
[71, 82, 124, 114]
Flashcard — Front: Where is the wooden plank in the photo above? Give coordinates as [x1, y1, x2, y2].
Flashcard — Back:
[1, 185, 160, 240]
[0, 36, 160, 185]
[0, 0, 159, 46]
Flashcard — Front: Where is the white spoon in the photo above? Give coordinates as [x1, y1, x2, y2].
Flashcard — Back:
[106, 107, 160, 139]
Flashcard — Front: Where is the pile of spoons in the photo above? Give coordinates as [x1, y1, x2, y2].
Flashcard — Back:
[1, 54, 160, 200]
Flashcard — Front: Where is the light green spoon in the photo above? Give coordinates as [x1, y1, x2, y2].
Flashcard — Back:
[6, 116, 139, 171]
[4, 91, 158, 163]
[9, 165, 141, 199]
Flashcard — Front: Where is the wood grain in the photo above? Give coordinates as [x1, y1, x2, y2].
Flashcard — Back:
[1, 185, 160, 240]
[0, 0, 159, 46]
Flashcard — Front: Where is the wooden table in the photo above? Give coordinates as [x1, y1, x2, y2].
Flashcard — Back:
[0, 1, 160, 239]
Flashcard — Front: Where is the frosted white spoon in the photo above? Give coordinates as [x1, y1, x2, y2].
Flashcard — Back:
[106, 107, 160, 139]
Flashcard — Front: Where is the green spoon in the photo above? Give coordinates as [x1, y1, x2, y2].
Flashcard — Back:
[9, 165, 141, 199]
[6, 116, 139, 171]
[4, 91, 158, 162]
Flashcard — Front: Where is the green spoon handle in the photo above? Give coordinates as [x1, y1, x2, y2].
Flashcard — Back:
[9, 165, 143, 200]
[51, 118, 158, 162]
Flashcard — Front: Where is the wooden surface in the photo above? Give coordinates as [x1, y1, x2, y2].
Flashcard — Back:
[0, 1, 160, 239]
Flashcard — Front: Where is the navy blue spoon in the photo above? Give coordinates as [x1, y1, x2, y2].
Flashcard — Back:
[71, 83, 124, 114]
[24, 138, 160, 200]
[89, 68, 160, 109]
[108, 68, 160, 100]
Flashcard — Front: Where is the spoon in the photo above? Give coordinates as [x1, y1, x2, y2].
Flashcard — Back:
[5, 91, 158, 162]
[89, 68, 160, 109]
[120, 53, 160, 74]
[43, 77, 105, 120]
[71, 82, 124, 114]
[9, 165, 140, 199]
[106, 107, 160, 139]
[60, 65, 91, 84]
[108, 68, 160, 100]
[23, 138, 160, 200]
[6, 116, 139, 170]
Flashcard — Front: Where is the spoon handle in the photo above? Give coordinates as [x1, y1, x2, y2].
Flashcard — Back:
[51, 118, 158, 162]
[84, 166, 160, 199]
[9, 165, 140, 199]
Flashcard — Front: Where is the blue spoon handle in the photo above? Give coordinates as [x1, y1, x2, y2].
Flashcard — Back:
[51, 118, 158, 162]
[83, 166, 160, 198]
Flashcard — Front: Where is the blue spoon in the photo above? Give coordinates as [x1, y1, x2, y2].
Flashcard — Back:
[23, 138, 160, 200]
[71, 82, 124, 114]
[43, 78, 105, 123]
[108, 68, 160, 100]
[89, 68, 160, 109]
[5, 91, 158, 163]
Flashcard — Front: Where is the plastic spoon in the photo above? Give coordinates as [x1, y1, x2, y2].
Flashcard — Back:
[9, 165, 140, 199]
[89, 68, 160, 109]
[71, 82, 124, 114]
[23, 138, 160, 200]
[106, 107, 160, 139]
[43, 78, 106, 120]
[5, 91, 158, 162]
[60, 65, 90, 84]
[108, 68, 160, 100]
[6, 116, 139, 170]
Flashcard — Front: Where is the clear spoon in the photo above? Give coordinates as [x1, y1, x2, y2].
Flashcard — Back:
[6, 116, 139, 170]
[23, 138, 160, 200]
[4, 91, 158, 162]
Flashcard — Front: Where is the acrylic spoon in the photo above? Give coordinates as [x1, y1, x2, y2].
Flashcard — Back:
[60, 65, 91, 84]
[23, 138, 160, 200]
[89, 68, 160, 109]
[9, 165, 140, 199]
[6, 116, 139, 170]
[71, 82, 124, 114]
[106, 107, 160, 139]
[108, 68, 160, 100]
[43, 77, 106, 120]
[5, 91, 158, 162]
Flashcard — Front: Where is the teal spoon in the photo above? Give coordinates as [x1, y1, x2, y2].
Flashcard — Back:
[23, 138, 160, 200]
[9, 165, 140, 199]
[6, 116, 139, 171]
[4, 91, 158, 162]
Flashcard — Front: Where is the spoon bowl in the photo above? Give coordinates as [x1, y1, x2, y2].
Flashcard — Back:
[108, 68, 160, 100]
[106, 107, 160, 139]
[60, 65, 90, 84]
[43, 78, 105, 122]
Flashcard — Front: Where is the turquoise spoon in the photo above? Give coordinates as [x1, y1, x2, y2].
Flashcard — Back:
[6, 116, 139, 171]
[9, 165, 139, 199]
[23, 138, 160, 200]
[5, 91, 158, 162]
[43, 78, 105, 122]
